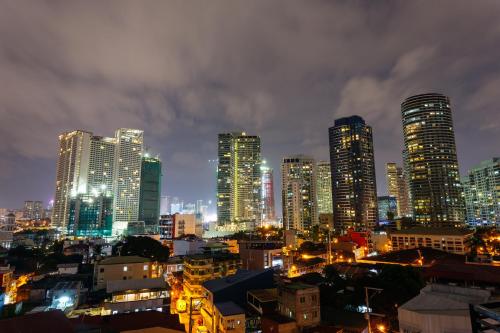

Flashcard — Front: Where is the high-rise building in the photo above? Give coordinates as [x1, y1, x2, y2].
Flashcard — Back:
[261, 160, 275, 222]
[160, 195, 170, 215]
[138, 156, 162, 234]
[52, 128, 144, 237]
[281, 155, 318, 231]
[329, 116, 378, 232]
[377, 196, 398, 221]
[316, 161, 333, 214]
[112, 129, 144, 235]
[52, 130, 93, 232]
[386, 162, 411, 217]
[462, 158, 500, 227]
[401, 93, 464, 227]
[23, 201, 44, 220]
[216, 132, 262, 228]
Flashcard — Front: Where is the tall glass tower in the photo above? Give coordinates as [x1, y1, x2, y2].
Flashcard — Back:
[139, 155, 162, 234]
[401, 93, 464, 227]
[217, 132, 261, 228]
[329, 116, 378, 232]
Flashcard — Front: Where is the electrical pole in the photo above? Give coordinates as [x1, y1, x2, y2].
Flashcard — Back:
[364, 286, 383, 333]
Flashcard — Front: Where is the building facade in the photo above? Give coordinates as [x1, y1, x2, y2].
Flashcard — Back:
[390, 227, 473, 255]
[23, 201, 44, 220]
[386, 162, 411, 217]
[261, 161, 276, 222]
[377, 196, 398, 222]
[329, 116, 378, 232]
[462, 158, 500, 227]
[316, 161, 333, 215]
[139, 156, 162, 233]
[112, 129, 144, 235]
[217, 132, 262, 228]
[281, 155, 318, 232]
[401, 93, 464, 227]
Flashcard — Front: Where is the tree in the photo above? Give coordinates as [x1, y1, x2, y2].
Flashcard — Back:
[114, 236, 170, 262]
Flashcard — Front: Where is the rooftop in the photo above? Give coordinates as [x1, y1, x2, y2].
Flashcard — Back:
[0, 310, 75, 333]
[98, 255, 151, 265]
[391, 227, 473, 236]
[215, 301, 245, 316]
[248, 288, 277, 302]
[203, 269, 271, 293]
[70, 310, 184, 332]
[400, 284, 491, 315]
[281, 282, 317, 291]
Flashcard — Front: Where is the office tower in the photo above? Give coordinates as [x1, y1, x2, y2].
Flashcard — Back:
[377, 196, 398, 221]
[23, 201, 44, 220]
[52, 128, 144, 236]
[281, 155, 318, 231]
[261, 160, 276, 222]
[67, 195, 113, 237]
[329, 116, 378, 231]
[386, 162, 411, 217]
[138, 156, 162, 234]
[401, 93, 464, 227]
[316, 161, 333, 214]
[462, 158, 500, 227]
[217, 132, 262, 228]
[112, 129, 144, 235]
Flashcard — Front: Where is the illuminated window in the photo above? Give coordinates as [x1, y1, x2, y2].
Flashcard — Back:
[123, 266, 128, 272]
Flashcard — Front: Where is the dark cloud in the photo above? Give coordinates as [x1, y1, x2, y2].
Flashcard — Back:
[1, 1, 500, 212]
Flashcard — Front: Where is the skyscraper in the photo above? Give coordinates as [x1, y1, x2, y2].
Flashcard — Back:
[316, 161, 333, 214]
[385, 162, 411, 217]
[329, 116, 378, 231]
[52, 130, 93, 232]
[52, 128, 144, 236]
[112, 129, 144, 235]
[138, 155, 162, 234]
[217, 132, 262, 228]
[281, 155, 318, 231]
[261, 160, 275, 222]
[23, 201, 44, 220]
[462, 158, 500, 227]
[401, 93, 464, 227]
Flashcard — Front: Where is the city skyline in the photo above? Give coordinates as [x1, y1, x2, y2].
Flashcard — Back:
[1, 2, 500, 214]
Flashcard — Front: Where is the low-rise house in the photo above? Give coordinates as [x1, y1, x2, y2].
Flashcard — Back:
[238, 240, 283, 270]
[277, 283, 320, 329]
[94, 256, 158, 290]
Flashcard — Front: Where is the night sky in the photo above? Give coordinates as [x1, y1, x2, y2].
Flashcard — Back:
[1, 1, 500, 214]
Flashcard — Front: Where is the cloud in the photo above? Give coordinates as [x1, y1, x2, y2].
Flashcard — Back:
[1, 1, 500, 207]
